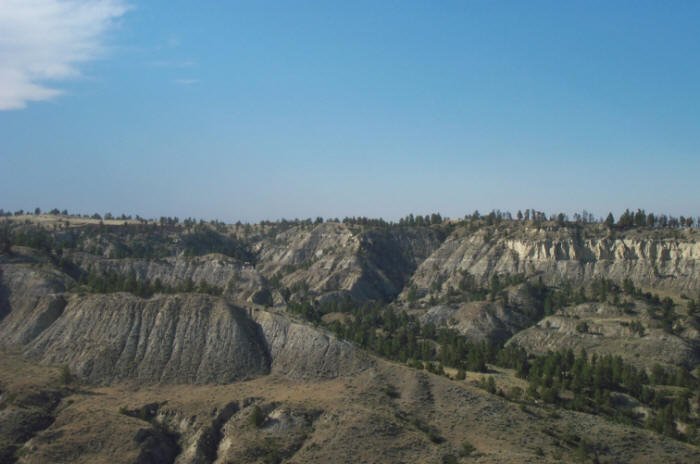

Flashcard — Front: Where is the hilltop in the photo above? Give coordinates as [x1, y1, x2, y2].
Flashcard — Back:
[1, 211, 699, 462]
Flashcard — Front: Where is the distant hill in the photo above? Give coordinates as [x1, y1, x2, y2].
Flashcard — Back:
[1, 212, 699, 462]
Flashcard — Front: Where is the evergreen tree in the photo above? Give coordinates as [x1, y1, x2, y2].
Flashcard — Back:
[604, 212, 615, 228]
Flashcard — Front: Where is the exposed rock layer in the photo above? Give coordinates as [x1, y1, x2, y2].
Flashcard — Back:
[2, 222, 700, 386]
[68, 252, 266, 303]
[508, 302, 700, 369]
[256, 222, 443, 302]
[0, 261, 369, 385]
[407, 227, 700, 298]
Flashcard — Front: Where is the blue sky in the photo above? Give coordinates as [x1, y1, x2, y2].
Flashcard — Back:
[1, 1, 699, 222]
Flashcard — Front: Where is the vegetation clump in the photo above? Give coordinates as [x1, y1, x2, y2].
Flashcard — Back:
[249, 405, 266, 428]
[74, 270, 223, 298]
[287, 288, 698, 443]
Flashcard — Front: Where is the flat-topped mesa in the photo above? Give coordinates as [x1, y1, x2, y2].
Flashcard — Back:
[405, 225, 700, 299]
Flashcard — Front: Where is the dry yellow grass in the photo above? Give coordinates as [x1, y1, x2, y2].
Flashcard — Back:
[2, 352, 697, 464]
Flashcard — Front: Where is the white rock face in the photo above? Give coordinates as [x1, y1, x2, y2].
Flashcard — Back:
[407, 227, 700, 296]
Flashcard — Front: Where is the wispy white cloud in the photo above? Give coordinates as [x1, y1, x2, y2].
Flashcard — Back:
[0, 0, 128, 110]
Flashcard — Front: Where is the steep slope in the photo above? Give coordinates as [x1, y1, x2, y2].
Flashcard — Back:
[417, 284, 543, 343]
[0, 259, 71, 346]
[24, 293, 271, 384]
[2, 219, 700, 462]
[68, 252, 269, 304]
[253, 310, 369, 378]
[406, 225, 700, 300]
[0, 255, 370, 385]
[0, 356, 70, 463]
[256, 222, 444, 302]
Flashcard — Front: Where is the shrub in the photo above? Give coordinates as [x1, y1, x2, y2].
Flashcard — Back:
[249, 405, 265, 428]
[59, 364, 72, 385]
[383, 384, 400, 399]
[459, 440, 476, 456]
[442, 454, 458, 464]
[508, 386, 523, 400]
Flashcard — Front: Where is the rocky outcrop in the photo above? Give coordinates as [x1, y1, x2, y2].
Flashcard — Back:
[256, 222, 443, 302]
[0, 263, 69, 345]
[507, 302, 700, 368]
[406, 226, 700, 299]
[3, 221, 699, 385]
[24, 293, 271, 384]
[254, 310, 370, 378]
[418, 284, 543, 343]
[68, 252, 267, 304]
[351, 227, 445, 301]
[67, 222, 445, 306]
[0, 258, 369, 385]
[255, 222, 365, 300]
[420, 301, 534, 344]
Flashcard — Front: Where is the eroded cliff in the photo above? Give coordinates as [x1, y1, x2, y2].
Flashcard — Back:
[407, 226, 700, 299]
[0, 254, 370, 385]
